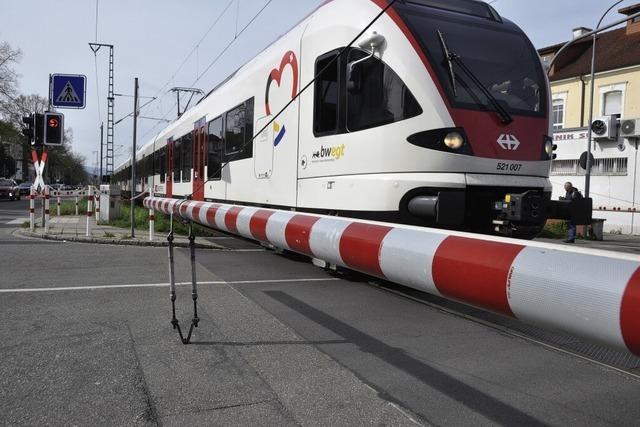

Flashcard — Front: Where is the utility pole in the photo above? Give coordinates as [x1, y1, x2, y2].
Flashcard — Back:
[584, 0, 623, 199]
[99, 122, 104, 183]
[89, 43, 115, 178]
[131, 77, 138, 238]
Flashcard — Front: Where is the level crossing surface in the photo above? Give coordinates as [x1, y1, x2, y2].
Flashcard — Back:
[0, 200, 639, 426]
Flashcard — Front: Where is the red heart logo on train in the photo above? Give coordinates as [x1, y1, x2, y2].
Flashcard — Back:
[265, 50, 299, 116]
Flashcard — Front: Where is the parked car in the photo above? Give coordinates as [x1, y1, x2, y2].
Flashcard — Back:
[17, 181, 33, 195]
[0, 178, 20, 201]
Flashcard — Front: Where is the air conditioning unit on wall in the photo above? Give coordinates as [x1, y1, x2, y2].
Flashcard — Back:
[620, 118, 640, 138]
[591, 116, 618, 140]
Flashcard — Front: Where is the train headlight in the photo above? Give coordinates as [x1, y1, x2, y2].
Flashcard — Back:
[444, 132, 464, 150]
[407, 128, 473, 156]
[542, 136, 557, 160]
[544, 140, 553, 156]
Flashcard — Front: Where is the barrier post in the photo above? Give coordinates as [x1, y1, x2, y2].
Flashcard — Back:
[149, 209, 155, 241]
[75, 195, 79, 216]
[95, 188, 101, 222]
[29, 187, 35, 232]
[44, 186, 50, 233]
[57, 194, 61, 217]
[86, 186, 93, 237]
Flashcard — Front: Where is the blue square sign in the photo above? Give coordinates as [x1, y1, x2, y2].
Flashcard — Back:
[50, 74, 86, 109]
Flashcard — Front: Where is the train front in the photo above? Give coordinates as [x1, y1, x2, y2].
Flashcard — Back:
[391, 0, 590, 237]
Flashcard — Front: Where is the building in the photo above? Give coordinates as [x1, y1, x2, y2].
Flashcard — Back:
[539, 4, 640, 234]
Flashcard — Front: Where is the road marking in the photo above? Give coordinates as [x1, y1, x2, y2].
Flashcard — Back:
[0, 277, 339, 293]
[5, 217, 29, 224]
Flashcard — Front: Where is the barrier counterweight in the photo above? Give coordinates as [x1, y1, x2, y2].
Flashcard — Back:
[144, 196, 640, 357]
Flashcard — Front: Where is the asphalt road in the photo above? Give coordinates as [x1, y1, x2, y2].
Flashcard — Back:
[1, 199, 640, 426]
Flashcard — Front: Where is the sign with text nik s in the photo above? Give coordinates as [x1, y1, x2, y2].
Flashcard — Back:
[50, 74, 86, 109]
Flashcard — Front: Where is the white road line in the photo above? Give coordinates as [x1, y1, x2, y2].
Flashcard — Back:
[0, 277, 340, 293]
[5, 217, 29, 225]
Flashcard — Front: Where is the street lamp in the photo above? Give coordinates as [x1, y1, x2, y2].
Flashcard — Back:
[584, 0, 624, 198]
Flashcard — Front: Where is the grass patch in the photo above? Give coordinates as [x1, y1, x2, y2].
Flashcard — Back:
[56, 197, 88, 216]
[103, 231, 116, 238]
[110, 203, 215, 237]
[21, 221, 30, 228]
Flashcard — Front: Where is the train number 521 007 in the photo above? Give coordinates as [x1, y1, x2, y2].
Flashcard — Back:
[496, 162, 522, 172]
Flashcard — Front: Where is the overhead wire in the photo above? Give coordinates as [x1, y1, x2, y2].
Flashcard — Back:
[139, 0, 273, 142]
[139, 0, 235, 116]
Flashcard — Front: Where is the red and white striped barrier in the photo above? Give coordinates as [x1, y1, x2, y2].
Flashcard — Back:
[144, 196, 640, 357]
[50, 189, 88, 198]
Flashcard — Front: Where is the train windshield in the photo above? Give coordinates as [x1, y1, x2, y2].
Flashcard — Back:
[398, 5, 546, 117]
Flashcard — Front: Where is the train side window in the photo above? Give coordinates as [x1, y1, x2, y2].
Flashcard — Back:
[346, 49, 422, 132]
[159, 147, 166, 183]
[207, 116, 223, 180]
[174, 138, 182, 183]
[182, 132, 192, 182]
[224, 97, 254, 160]
[314, 51, 341, 136]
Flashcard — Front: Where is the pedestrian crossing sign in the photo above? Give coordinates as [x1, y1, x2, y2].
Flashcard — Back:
[50, 74, 86, 109]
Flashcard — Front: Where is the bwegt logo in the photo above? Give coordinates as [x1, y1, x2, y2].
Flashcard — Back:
[312, 144, 346, 161]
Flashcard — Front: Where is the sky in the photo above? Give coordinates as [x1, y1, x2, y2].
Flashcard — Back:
[1, 0, 636, 169]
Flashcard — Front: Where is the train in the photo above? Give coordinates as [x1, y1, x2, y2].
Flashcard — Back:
[114, 0, 591, 239]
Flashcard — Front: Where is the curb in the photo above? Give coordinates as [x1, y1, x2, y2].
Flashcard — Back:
[15, 229, 225, 250]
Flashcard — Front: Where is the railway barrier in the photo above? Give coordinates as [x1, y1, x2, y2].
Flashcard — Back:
[144, 196, 640, 357]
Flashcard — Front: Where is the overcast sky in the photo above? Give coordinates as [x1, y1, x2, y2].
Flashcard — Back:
[1, 0, 636, 168]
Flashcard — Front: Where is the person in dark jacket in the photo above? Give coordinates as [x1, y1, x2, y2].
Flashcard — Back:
[562, 182, 582, 243]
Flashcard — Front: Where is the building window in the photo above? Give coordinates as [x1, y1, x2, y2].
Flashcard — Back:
[552, 97, 565, 130]
[599, 83, 625, 117]
[603, 90, 622, 116]
[550, 157, 627, 176]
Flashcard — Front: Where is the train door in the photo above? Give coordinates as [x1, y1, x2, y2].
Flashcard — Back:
[192, 117, 207, 201]
[166, 137, 174, 198]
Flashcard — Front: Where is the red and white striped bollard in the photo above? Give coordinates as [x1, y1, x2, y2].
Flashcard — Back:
[149, 209, 155, 241]
[86, 186, 94, 237]
[29, 187, 35, 232]
[44, 186, 50, 233]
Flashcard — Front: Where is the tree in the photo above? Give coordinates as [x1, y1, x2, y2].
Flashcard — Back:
[0, 42, 21, 104]
[0, 41, 88, 184]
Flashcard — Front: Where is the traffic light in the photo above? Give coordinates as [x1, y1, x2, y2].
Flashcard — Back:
[44, 112, 64, 146]
[21, 113, 45, 145]
[22, 115, 34, 142]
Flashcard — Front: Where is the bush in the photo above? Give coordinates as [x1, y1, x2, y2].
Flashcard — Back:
[110, 202, 215, 237]
[539, 220, 568, 239]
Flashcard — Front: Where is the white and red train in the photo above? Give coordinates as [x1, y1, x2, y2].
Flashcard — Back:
[115, 0, 590, 238]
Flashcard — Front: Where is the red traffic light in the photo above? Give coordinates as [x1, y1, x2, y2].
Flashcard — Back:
[48, 118, 59, 128]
